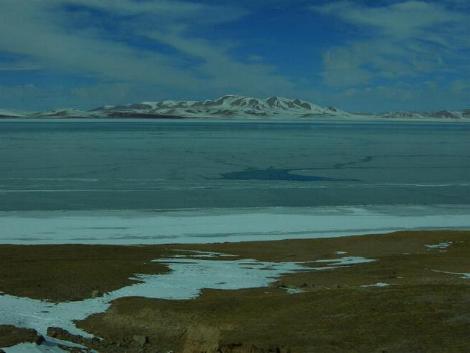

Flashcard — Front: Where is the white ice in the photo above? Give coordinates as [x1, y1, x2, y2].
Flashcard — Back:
[170, 250, 237, 258]
[1, 253, 380, 351]
[425, 241, 453, 250]
[360, 282, 390, 288]
[315, 256, 376, 266]
[0, 258, 307, 339]
[285, 287, 304, 294]
[2, 337, 88, 353]
[1, 205, 470, 245]
[432, 269, 470, 280]
[2, 343, 68, 353]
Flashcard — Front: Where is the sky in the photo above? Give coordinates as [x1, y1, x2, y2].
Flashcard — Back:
[0, 0, 469, 112]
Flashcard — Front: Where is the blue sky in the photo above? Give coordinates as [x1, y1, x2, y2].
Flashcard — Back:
[0, 0, 469, 112]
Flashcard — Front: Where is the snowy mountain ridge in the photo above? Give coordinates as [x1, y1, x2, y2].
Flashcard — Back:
[92, 95, 345, 119]
[0, 95, 469, 120]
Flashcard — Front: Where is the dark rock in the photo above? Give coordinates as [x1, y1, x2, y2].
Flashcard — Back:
[46, 327, 92, 347]
[217, 343, 290, 353]
[47, 327, 65, 338]
[35, 335, 45, 345]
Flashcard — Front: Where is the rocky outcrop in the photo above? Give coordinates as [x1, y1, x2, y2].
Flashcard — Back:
[47, 326, 98, 347]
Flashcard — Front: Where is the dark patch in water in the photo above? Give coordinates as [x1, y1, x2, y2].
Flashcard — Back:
[333, 155, 375, 169]
[220, 167, 359, 182]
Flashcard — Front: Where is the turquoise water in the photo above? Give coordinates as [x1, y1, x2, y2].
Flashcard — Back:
[1, 119, 470, 211]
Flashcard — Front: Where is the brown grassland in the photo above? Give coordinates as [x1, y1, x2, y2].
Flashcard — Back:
[1, 230, 470, 352]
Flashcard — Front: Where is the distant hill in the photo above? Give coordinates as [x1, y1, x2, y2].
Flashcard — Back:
[2, 95, 469, 121]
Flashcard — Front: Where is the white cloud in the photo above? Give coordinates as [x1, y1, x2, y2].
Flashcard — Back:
[145, 28, 296, 96]
[312, 1, 470, 88]
[315, 1, 462, 38]
[0, 1, 201, 88]
[61, 0, 249, 25]
[0, 0, 295, 108]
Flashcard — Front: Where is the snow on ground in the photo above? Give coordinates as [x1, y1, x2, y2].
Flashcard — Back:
[0, 251, 382, 351]
[169, 250, 237, 258]
[432, 269, 470, 280]
[2, 342, 68, 353]
[425, 241, 453, 250]
[0, 257, 308, 338]
[315, 256, 376, 266]
[360, 282, 391, 288]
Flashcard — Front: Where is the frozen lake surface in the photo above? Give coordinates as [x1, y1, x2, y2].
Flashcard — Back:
[1, 119, 470, 212]
[1, 120, 469, 351]
[2, 205, 470, 244]
[1, 119, 469, 244]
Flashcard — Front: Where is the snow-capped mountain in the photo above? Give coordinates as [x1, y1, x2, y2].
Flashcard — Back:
[28, 108, 95, 119]
[380, 110, 470, 120]
[0, 109, 26, 118]
[2, 95, 469, 120]
[91, 95, 345, 119]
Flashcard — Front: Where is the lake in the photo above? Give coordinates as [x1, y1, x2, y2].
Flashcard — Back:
[1, 119, 470, 211]
[1, 119, 470, 243]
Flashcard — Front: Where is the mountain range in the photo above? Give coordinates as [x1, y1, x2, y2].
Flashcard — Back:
[0, 95, 469, 120]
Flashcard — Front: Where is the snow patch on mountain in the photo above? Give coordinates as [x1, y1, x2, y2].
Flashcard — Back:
[1, 95, 469, 120]
[94, 95, 346, 119]
[381, 110, 468, 120]
[0, 109, 26, 118]
[29, 108, 95, 119]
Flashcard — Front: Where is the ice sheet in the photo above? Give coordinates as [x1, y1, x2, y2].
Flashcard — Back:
[425, 241, 453, 250]
[360, 282, 390, 288]
[315, 256, 376, 266]
[1, 205, 470, 245]
[2, 343, 68, 353]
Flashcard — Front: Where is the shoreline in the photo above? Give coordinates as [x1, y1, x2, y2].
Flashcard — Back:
[2, 116, 470, 123]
